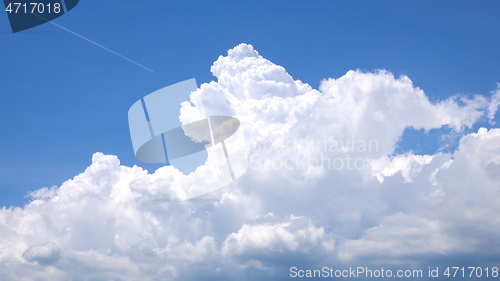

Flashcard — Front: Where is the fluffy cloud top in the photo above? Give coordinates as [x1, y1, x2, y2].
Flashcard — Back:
[1, 44, 499, 280]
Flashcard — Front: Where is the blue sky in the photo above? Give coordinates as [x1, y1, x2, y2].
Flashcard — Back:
[1, 1, 499, 206]
[1, 2, 500, 280]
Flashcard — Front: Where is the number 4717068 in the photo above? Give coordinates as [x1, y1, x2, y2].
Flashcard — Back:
[5, 2, 62, 14]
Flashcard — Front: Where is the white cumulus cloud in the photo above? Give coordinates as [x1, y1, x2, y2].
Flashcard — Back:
[1, 43, 500, 280]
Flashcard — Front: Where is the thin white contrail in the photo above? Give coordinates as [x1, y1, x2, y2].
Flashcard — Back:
[48, 21, 154, 72]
